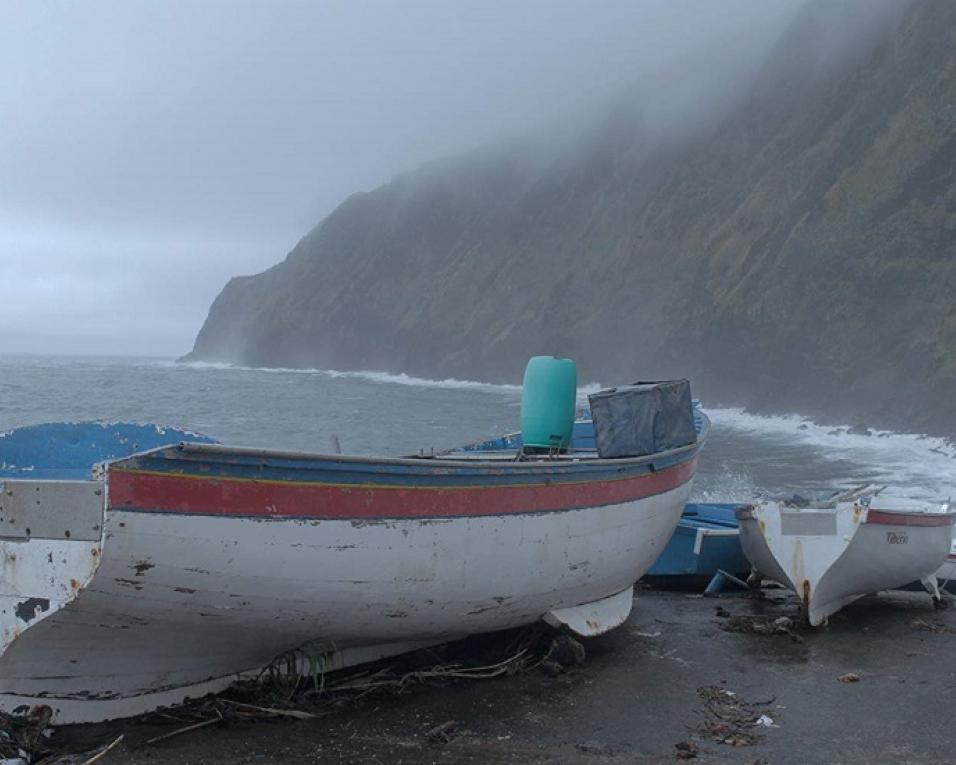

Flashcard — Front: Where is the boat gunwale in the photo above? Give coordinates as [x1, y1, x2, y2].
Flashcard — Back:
[739, 502, 955, 521]
[108, 414, 710, 476]
[864, 508, 956, 525]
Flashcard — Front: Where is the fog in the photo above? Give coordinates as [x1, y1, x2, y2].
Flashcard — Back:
[0, 0, 805, 357]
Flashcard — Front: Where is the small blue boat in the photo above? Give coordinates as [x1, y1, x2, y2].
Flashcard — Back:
[644, 503, 750, 581]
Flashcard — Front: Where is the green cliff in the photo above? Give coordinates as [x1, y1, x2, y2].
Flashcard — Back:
[186, 0, 956, 434]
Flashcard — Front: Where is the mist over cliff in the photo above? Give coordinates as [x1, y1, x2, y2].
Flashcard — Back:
[186, 0, 956, 435]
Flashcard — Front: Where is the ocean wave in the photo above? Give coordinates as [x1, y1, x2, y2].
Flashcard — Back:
[168, 360, 604, 399]
[705, 406, 956, 499]
[691, 468, 761, 504]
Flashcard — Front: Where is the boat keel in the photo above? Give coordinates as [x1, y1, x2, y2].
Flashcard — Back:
[543, 586, 634, 636]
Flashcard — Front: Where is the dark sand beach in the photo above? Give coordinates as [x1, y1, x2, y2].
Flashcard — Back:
[49, 586, 955, 765]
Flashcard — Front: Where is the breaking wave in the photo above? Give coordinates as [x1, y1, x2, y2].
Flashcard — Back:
[168, 360, 603, 399]
[704, 407, 956, 500]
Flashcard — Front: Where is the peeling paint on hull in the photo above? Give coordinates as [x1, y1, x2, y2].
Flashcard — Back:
[0, 483, 693, 722]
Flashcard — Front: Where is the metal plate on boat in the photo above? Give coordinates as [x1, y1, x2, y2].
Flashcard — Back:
[0, 480, 104, 541]
[780, 511, 837, 536]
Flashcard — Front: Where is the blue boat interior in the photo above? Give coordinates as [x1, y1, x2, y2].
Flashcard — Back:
[645, 502, 750, 581]
[0, 422, 218, 480]
[451, 418, 596, 454]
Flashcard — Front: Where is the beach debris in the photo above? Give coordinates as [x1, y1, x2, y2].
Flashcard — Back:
[548, 634, 586, 666]
[144, 717, 223, 746]
[79, 735, 124, 765]
[425, 720, 458, 744]
[575, 740, 611, 755]
[696, 686, 776, 747]
[1, 626, 561, 762]
[674, 740, 699, 759]
[218, 700, 319, 720]
[540, 633, 586, 676]
[720, 613, 803, 641]
[909, 617, 953, 633]
[704, 569, 754, 597]
[837, 672, 862, 683]
[0, 707, 52, 763]
[39, 733, 125, 765]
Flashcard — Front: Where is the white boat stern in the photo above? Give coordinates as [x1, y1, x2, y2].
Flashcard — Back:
[738, 496, 955, 626]
[0, 480, 104, 655]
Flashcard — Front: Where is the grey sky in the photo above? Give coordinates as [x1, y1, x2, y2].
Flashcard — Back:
[0, 0, 803, 357]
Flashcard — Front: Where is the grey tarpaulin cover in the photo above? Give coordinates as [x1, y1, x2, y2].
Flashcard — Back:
[588, 380, 696, 458]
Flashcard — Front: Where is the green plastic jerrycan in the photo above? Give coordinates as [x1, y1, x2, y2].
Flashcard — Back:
[520, 356, 577, 450]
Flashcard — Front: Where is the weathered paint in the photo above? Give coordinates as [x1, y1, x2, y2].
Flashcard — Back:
[108, 458, 696, 519]
[1, 480, 694, 722]
[0, 480, 104, 540]
[0, 480, 103, 655]
[0, 417, 708, 723]
[0, 422, 217, 481]
[865, 509, 954, 527]
[736, 497, 955, 626]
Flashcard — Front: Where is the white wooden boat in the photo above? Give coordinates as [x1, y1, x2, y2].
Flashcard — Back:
[0, 416, 708, 723]
[736, 490, 955, 626]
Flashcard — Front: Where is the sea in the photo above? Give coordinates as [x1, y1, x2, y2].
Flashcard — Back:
[2, 354, 955, 503]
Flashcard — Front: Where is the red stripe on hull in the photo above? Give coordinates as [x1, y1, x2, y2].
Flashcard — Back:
[108, 459, 697, 519]
[866, 510, 956, 527]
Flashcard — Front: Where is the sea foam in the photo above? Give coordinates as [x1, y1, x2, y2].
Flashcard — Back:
[705, 407, 956, 500]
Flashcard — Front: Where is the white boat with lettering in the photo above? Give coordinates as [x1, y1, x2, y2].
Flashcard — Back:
[735, 489, 955, 626]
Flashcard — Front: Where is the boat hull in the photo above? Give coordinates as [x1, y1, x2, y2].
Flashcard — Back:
[0, 441, 702, 722]
[737, 501, 955, 626]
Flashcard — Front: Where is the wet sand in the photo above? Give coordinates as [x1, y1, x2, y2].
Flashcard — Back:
[54, 587, 956, 764]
